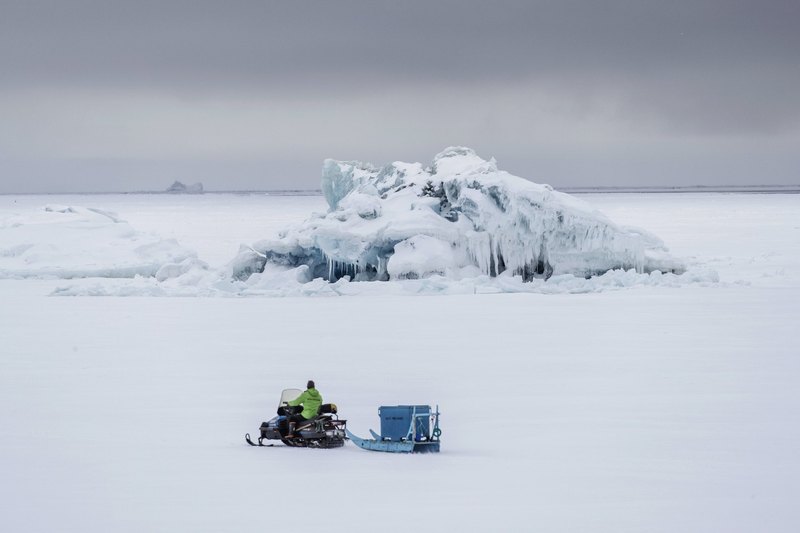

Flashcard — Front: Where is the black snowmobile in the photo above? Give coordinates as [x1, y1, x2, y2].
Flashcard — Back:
[245, 388, 347, 448]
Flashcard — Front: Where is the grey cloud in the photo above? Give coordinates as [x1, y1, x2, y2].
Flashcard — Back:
[1, 0, 798, 135]
[0, 0, 798, 192]
[2, 1, 798, 86]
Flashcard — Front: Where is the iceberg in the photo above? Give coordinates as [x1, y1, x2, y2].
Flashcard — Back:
[233, 147, 684, 283]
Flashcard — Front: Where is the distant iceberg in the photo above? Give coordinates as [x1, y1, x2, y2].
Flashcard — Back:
[166, 180, 204, 194]
[231, 147, 684, 283]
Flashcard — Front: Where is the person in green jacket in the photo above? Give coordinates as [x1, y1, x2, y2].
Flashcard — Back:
[286, 380, 322, 436]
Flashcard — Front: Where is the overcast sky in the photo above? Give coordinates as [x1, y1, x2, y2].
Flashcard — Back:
[1, 0, 798, 192]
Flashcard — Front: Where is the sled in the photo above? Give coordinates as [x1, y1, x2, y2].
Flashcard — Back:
[346, 404, 441, 453]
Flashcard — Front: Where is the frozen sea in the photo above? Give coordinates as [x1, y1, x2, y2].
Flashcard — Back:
[1, 192, 799, 532]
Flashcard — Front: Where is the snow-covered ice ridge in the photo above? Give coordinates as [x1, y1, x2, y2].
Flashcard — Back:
[0, 204, 202, 280]
[232, 147, 684, 283]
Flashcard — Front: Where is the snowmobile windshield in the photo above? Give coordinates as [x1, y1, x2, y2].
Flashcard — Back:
[279, 388, 302, 407]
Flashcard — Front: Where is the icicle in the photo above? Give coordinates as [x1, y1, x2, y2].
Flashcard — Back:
[491, 236, 499, 277]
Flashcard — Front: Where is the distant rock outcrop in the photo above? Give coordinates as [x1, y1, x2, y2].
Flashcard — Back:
[166, 181, 204, 194]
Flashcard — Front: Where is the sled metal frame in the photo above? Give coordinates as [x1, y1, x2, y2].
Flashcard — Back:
[347, 405, 441, 453]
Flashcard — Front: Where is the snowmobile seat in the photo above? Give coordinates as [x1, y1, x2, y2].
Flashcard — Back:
[319, 403, 337, 414]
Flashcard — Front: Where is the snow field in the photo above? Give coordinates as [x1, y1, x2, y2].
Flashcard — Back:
[1, 192, 799, 532]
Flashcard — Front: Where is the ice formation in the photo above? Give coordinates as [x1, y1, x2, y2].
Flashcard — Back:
[0, 204, 202, 279]
[232, 147, 683, 283]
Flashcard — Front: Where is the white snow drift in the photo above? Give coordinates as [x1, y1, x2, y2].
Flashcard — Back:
[232, 147, 684, 284]
[0, 204, 201, 280]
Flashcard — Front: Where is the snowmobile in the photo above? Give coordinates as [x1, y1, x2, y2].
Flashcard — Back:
[245, 388, 347, 448]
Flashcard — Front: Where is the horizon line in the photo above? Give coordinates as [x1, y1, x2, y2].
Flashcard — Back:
[2, 184, 800, 196]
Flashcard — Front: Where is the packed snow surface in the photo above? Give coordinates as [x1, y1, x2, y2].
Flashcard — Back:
[1, 192, 799, 532]
[233, 147, 683, 284]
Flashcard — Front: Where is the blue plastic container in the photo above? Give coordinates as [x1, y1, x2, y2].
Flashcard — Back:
[378, 405, 431, 441]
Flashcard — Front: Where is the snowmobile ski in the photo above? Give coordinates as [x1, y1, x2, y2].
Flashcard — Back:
[245, 433, 274, 447]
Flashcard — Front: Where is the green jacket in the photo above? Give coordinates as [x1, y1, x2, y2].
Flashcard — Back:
[288, 388, 322, 420]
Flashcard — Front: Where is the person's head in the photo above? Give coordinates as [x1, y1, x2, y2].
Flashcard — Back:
[307, 380, 315, 390]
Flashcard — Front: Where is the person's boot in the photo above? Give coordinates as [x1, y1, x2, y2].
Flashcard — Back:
[287, 422, 296, 438]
